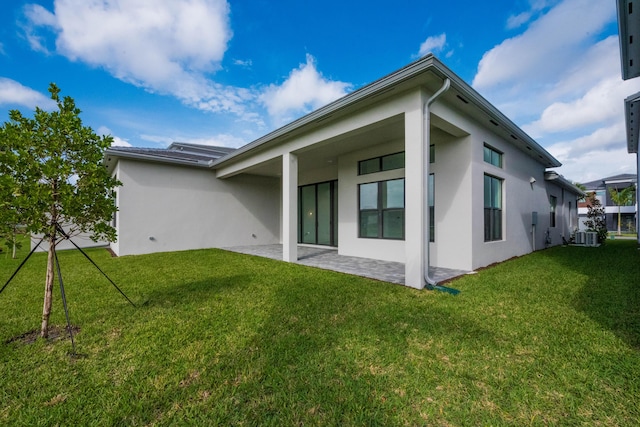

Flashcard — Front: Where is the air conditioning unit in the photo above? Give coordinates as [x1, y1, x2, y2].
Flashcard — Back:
[585, 232, 598, 247]
[575, 231, 586, 245]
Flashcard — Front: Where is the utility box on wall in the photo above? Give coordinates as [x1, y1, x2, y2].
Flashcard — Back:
[532, 211, 538, 226]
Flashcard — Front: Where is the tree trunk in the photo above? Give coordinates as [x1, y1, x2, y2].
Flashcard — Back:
[618, 207, 622, 236]
[11, 225, 17, 259]
[40, 230, 56, 338]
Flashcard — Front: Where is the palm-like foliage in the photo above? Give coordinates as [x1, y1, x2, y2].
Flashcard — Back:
[609, 186, 634, 235]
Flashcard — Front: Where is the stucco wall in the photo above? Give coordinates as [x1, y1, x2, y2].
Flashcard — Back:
[428, 129, 474, 270]
[337, 140, 406, 263]
[431, 98, 563, 271]
[113, 159, 280, 256]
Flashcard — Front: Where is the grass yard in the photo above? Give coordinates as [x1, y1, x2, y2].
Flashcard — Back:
[1, 240, 639, 426]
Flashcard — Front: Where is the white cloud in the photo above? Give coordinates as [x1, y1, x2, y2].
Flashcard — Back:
[0, 78, 55, 109]
[260, 54, 351, 125]
[506, 0, 552, 29]
[21, 3, 58, 54]
[473, 0, 615, 90]
[233, 59, 252, 68]
[22, 0, 249, 114]
[523, 76, 640, 136]
[471, 0, 631, 184]
[506, 12, 533, 30]
[140, 133, 247, 148]
[97, 126, 132, 147]
[418, 34, 447, 57]
[545, 122, 636, 184]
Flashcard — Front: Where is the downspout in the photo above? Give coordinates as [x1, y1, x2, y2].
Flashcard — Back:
[423, 78, 459, 294]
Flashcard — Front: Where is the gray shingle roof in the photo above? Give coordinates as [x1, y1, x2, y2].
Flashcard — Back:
[104, 143, 237, 171]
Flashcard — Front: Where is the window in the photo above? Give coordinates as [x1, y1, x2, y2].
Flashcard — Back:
[550, 196, 557, 228]
[484, 175, 502, 241]
[568, 201, 573, 229]
[430, 144, 435, 163]
[358, 152, 405, 175]
[298, 181, 338, 246]
[483, 144, 503, 168]
[359, 178, 405, 239]
[428, 174, 435, 242]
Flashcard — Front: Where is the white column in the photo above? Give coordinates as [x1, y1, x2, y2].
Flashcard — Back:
[404, 92, 425, 289]
[282, 152, 298, 262]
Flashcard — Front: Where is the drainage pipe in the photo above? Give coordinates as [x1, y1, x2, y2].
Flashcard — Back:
[423, 78, 450, 289]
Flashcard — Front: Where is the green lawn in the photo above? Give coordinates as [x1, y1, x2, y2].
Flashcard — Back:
[1, 241, 639, 426]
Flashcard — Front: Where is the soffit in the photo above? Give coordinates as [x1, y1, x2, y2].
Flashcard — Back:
[625, 91, 640, 153]
[618, 0, 640, 80]
[211, 55, 560, 171]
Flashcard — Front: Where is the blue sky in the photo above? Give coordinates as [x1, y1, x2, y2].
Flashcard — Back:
[0, 0, 636, 182]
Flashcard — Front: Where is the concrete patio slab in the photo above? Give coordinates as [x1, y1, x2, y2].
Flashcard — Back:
[222, 244, 470, 285]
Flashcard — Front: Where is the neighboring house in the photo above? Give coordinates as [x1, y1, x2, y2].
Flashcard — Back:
[105, 55, 583, 289]
[578, 174, 638, 233]
[617, 0, 640, 244]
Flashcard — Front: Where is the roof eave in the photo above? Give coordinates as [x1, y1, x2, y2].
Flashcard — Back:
[544, 171, 586, 197]
[104, 148, 214, 173]
[211, 54, 442, 168]
[625, 92, 640, 154]
[618, 0, 640, 80]
[212, 54, 560, 169]
[431, 60, 561, 168]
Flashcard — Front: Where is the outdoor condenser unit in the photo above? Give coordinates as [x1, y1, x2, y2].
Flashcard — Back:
[585, 232, 598, 247]
[575, 231, 586, 245]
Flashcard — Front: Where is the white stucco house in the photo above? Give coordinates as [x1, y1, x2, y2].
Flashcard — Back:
[104, 55, 583, 289]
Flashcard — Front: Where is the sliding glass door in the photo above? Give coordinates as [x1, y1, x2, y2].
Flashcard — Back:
[299, 181, 338, 246]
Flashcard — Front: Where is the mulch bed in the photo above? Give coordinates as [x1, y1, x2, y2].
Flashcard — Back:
[5, 325, 80, 345]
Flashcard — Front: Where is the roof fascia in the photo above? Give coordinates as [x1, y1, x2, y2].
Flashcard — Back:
[429, 59, 561, 167]
[618, 0, 640, 80]
[212, 55, 560, 169]
[625, 91, 640, 153]
[211, 55, 442, 168]
[104, 149, 214, 171]
[544, 171, 586, 196]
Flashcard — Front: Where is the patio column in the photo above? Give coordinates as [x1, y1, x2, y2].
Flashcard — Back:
[282, 152, 298, 262]
[404, 92, 426, 289]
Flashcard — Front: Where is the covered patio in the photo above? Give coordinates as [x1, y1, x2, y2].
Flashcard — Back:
[223, 244, 470, 285]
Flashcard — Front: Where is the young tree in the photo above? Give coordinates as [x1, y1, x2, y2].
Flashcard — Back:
[0, 83, 121, 338]
[583, 192, 608, 243]
[609, 186, 635, 236]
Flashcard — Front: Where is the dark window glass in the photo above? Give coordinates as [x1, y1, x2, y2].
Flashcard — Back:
[484, 174, 503, 241]
[381, 152, 405, 171]
[358, 152, 405, 175]
[428, 174, 434, 242]
[358, 178, 405, 239]
[483, 145, 502, 168]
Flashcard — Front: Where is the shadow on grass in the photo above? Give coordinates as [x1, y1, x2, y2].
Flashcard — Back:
[542, 241, 640, 349]
[205, 271, 498, 425]
[140, 274, 251, 307]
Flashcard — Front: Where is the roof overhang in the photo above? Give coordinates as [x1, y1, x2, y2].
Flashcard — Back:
[103, 148, 214, 174]
[212, 54, 560, 170]
[544, 171, 586, 197]
[618, 0, 640, 80]
[625, 91, 640, 153]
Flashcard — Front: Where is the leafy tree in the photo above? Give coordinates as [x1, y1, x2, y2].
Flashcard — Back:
[573, 182, 587, 201]
[583, 192, 607, 243]
[0, 160, 23, 258]
[609, 186, 635, 236]
[0, 83, 121, 338]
